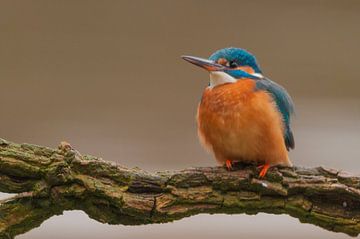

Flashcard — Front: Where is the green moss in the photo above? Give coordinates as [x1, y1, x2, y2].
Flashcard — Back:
[45, 161, 73, 185]
[170, 186, 223, 205]
[333, 224, 360, 237]
[0, 150, 32, 162]
[0, 138, 9, 146]
[21, 143, 55, 158]
[310, 211, 354, 225]
[0, 198, 61, 239]
[167, 173, 210, 188]
[263, 169, 284, 182]
[82, 155, 99, 161]
[247, 179, 288, 196]
[212, 176, 249, 192]
[51, 184, 86, 198]
[223, 191, 260, 208]
[0, 157, 42, 178]
[285, 196, 312, 220]
[71, 160, 132, 186]
[32, 181, 49, 197]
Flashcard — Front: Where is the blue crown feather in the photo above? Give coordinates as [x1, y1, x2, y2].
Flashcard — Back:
[209, 47, 262, 73]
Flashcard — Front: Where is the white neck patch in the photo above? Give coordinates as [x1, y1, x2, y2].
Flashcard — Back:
[209, 72, 236, 88]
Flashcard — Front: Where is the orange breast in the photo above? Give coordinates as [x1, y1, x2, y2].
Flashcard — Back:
[197, 79, 291, 166]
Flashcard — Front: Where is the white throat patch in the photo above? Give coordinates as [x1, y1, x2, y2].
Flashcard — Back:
[209, 72, 236, 88]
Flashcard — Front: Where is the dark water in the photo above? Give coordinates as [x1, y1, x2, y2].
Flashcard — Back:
[0, 0, 359, 238]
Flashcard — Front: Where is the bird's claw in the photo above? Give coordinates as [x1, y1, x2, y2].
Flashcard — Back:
[258, 164, 270, 178]
[225, 160, 233, 171]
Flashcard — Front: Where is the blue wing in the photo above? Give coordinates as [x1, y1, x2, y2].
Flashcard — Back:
[255, 78, 295, 150]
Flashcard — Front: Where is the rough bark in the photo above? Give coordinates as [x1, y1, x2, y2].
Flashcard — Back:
[0, 138, 359, 238]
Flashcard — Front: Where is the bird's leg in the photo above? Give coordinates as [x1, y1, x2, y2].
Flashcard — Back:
[258, 163, 270, 178]
[225, 159, 233, 171]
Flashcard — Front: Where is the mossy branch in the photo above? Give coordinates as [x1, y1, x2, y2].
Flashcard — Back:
[0, 138, 359, 238]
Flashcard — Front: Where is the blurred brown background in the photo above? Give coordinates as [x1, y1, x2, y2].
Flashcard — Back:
[0, 0, 359, 238]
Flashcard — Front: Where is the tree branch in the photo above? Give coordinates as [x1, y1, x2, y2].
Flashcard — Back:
[0, 138, 359, 238]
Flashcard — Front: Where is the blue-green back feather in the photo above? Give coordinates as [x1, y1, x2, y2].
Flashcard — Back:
[255, 78, 295, 150]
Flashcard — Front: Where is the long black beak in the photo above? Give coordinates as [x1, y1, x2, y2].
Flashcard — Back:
[181, 55, 225, 72]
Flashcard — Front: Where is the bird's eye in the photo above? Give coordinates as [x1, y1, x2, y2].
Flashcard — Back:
[228, 61, 238, 68]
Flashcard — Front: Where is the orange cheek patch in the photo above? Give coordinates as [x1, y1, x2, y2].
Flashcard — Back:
[236, 66, 255, 74]
[217, 58, 228, 66]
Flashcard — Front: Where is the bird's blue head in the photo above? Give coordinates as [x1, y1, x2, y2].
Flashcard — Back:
[209, 47, 262, 74]
[182, 47, 263, 87]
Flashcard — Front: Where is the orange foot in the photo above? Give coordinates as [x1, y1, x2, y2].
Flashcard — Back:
[258, 164, 270, 178]
[225, 160, 233, 171]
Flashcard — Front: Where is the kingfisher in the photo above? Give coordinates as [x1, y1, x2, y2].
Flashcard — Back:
[182, 47, 295, 178]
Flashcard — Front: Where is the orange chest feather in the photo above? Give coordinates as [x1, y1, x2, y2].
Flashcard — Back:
[199, 79, 263, 113]
[197, 79, 289, 166]
[197, 79, 284, 152]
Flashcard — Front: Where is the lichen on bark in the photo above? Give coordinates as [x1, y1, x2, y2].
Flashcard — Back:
[0, 138, 359, 238]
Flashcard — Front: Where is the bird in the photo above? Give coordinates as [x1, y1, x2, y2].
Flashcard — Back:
[182, 47, 295, 178]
